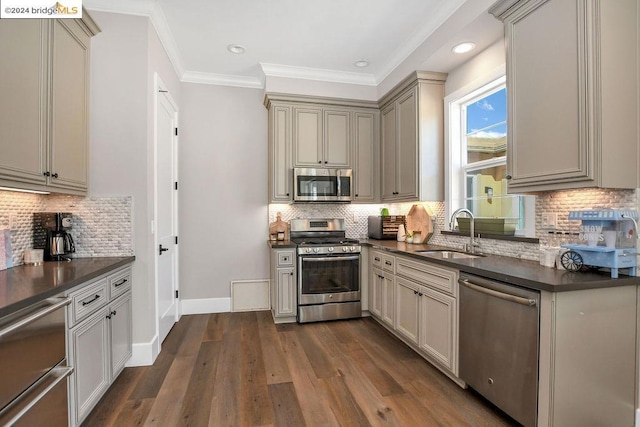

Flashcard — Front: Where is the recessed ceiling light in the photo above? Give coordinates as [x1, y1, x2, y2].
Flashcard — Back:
[452, 42, 476, 54]
[227, 44, 245, 54]
[354, 59, 369, 68]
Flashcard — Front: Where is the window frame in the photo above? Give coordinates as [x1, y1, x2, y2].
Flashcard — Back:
[445, 71, 535, 237]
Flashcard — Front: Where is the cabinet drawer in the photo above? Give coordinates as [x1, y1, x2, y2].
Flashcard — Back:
[69, 278, 108, 327]
[108, 267, 131, 301]
[277, 251, 295, 267]
[396, 256, 457, 296]
[371, 250, 395, 273]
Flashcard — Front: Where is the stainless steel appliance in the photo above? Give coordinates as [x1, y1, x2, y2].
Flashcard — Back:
[33, 212, 76, 261]
[0, 295, 72, 425]
[290, 218, 361, 322]
[293, 168, 352, 202]
[458, 273, 540, 427]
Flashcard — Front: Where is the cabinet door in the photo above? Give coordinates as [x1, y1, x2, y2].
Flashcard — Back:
[293, 107, 322, 166]
[275, 267, 296, 317]
[352, 111, 378, 202]
[324, 109, 350, 167]
[69, 306, 110, 426]
[381, 273, 395, 328]
[49, 19, 90, 192]
[504, 0, 588, 189]
[395, 278, 420, 346]
[396, 87, 418, 199]
[370, 268, 383, 318]
[0, 19, 48, 186]
[109, 292, 132, 381]
[269, 105, 292, 202]
[381, 103, 397, 200]
[419, 287, 455, 371]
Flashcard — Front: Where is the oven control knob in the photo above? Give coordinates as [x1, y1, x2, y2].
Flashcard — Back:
[342, 247, 348, 252]
[306, 248, 312, 254]
[313, 248, 320, 253]
[350, 246, 356, 252]
[328, 247, 334, 252]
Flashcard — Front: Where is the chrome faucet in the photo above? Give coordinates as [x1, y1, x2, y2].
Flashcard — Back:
[450, 208, 478, 253]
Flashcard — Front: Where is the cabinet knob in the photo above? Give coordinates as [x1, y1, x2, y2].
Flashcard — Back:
[418, 292, 423, 297]
[324, 161, 328, 164]
[51, 172, 59, 179]
[413, 290, 418, 295]
[290, 272, 293, 276]
[355, 194, 359, 198]
[286, 192, 290, 196]
[505, 175, 512, 180]
[318, 161, 322, 164]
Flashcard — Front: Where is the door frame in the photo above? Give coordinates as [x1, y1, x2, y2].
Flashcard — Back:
[153, 73, 180, 355]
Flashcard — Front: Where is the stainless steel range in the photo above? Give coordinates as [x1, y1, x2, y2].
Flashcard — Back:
[290, 218, 361, 323]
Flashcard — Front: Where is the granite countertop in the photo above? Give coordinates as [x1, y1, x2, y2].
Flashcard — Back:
[0, 256, 136, 318]
[268, 240, 297, 248]
[362, 239, 640, 292]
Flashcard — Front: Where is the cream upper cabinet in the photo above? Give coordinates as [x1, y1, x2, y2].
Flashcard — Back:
[490, 0, 638, 192]
[264, 94, 379, 203]
[379, 71, 447, 202]
[0, 15, 99, 195]
[352, 110, 379, 202]
[268, 104, 292, 202]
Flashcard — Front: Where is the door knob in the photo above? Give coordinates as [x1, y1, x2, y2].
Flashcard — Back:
[159, 244, 169, 255]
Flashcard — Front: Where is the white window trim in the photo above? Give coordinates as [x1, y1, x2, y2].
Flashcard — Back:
[444, 66, 535, 237]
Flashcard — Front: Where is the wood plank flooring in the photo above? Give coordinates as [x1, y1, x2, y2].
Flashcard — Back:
[85, 312, 518, 426]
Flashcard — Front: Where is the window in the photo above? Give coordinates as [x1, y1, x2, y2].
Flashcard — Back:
[446, 76, 534, 237]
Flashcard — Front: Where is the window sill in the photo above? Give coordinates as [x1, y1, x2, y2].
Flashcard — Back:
[441, 230, 539, 244]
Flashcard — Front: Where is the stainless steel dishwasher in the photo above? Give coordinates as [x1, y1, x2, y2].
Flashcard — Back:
[458, 273, 540, 427]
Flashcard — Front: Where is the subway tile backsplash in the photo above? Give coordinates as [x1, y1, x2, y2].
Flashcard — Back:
[0, 191, 133, 266]
[269, 188, 639, 262]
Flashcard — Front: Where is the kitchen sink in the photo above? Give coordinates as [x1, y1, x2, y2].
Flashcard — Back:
[416, 250, 484, 259]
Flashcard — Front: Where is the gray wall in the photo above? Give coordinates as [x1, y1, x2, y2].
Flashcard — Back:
[179, 83, 269, 300]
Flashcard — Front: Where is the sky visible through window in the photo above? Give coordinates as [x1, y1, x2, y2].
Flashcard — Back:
[466, 88, 507, 138]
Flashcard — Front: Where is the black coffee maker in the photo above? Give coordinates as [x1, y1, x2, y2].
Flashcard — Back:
[33, 212, 76, 261]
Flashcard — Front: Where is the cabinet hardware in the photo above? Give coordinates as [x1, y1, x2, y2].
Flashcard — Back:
[290, 272, 294, 276]
[355, 194, 358, 197]
[318, 161, 321, 164]
[505, 175, 512, 180]
[413, 290, 418, 295]
[106, 314, 111, 319]
[51, 173, 58, 178]
[114, 278, 127, 287]
[374, 257, 380, 261]
[286, 192, 290, 196]
[418, 292, 423, 297]
[385, 261, 392, 266]
[324, 161, 327, 164]
[111, 310, 116, 316]
[43, 171, 50, 177]
[81, 295, 100, 306]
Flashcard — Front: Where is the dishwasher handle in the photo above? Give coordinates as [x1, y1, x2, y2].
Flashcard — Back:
[459, 279, 537, 307]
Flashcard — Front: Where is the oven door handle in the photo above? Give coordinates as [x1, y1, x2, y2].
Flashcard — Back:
[301, 255, 360, 262]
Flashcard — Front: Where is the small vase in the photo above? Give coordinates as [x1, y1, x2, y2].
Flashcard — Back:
[406, 237, 413, 244]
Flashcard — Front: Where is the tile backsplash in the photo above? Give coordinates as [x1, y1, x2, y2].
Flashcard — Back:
[269, 188, 639, 262]
[0, 191, 133, 266]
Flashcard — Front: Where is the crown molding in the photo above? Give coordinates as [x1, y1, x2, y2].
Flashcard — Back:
[148, 3, 186, 78]
[182, 71, 264, 89]
[260, 63, 377, 87]
[83, 0, 157, 16]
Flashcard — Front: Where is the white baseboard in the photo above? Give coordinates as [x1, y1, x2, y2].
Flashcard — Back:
[126, 333, 160, 367]
[181, 297, 231, 315]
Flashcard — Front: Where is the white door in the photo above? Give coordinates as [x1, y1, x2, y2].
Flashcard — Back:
[156, 77, 179, 344]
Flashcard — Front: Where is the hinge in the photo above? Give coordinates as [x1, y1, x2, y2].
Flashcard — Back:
[174, 127, 178, 136]
[174, 182, 178, 190]
[175, 236, 178, 245]
[175, 290, 179, 299]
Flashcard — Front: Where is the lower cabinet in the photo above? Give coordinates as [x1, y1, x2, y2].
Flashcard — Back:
[270, 248, 297, 323]
[67, 265, 133, 427]
[369, 250, 459, 378]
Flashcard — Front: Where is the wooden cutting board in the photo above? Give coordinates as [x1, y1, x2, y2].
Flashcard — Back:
[405, 204, 433, 244]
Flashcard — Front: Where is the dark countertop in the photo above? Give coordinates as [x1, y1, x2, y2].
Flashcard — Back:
[362, 239, 640, 292]
[268, 240, 297, 249]
[0, 256, 136, 318]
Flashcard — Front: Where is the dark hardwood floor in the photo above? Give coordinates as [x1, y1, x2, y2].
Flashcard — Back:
[85, 312, 517, 426]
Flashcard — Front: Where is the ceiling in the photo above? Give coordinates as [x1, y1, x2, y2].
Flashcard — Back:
[83, 0, 503, 90]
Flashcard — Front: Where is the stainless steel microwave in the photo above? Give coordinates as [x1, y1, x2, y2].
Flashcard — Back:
[293, 168, 352, 202]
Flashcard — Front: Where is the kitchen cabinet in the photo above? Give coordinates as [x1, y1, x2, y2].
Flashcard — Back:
[379, 71, 447, 202]
[537, 285, 637, 426]
[293, 106, 350, 168]
[0, 15, 99, 195]
[352, 110, 379, 202]
[490, 0, 638, 192]
[67, 265, 132, 427]
[270, 248, 297, 323]
[264, 94, 379, 203]
[369, 249, 459, 377]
